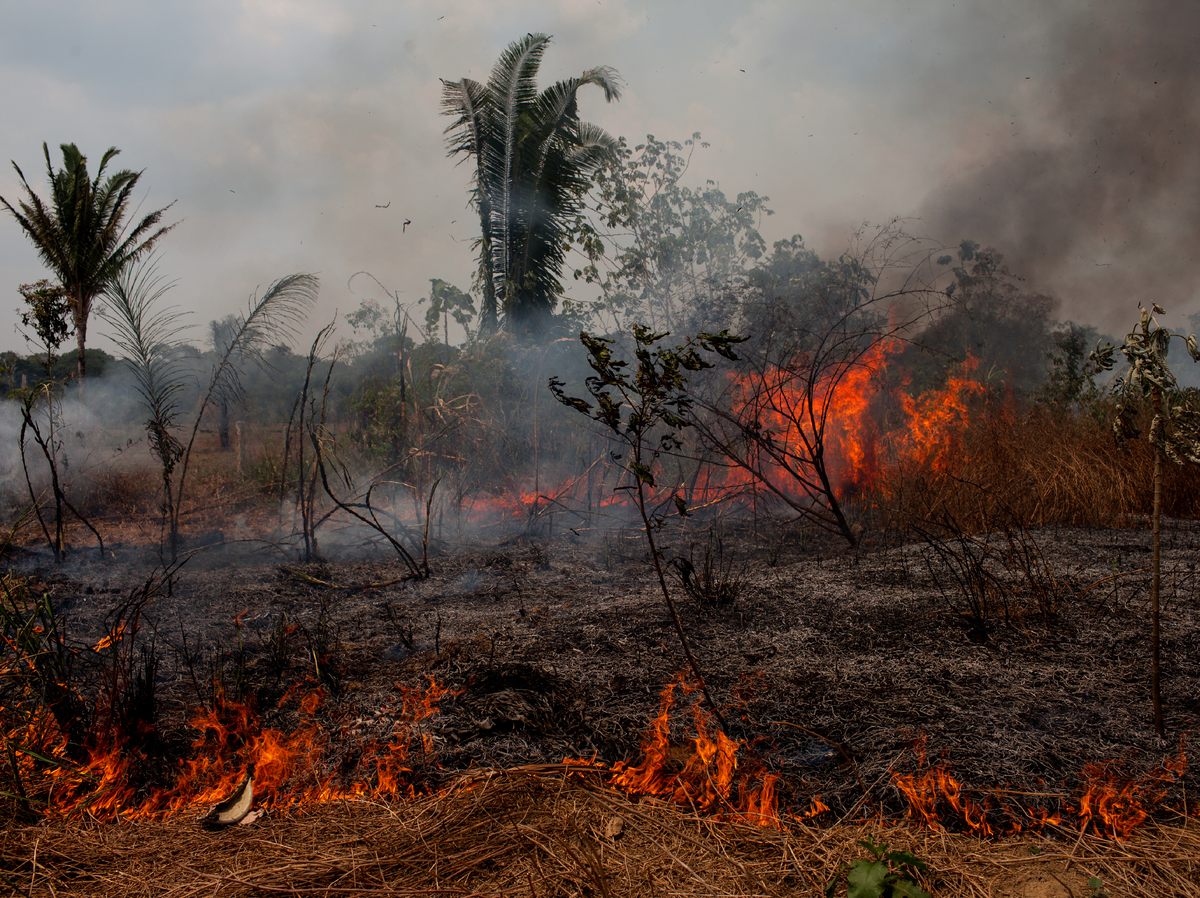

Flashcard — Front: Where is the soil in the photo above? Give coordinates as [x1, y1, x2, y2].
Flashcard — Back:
[14, 515, 1200, 827]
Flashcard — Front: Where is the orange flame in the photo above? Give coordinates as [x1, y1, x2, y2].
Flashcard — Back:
[892, 356, 987, 476]
[893, 737, 1189, 839]
[5, 671, 1189, 840]
[460, 344, 986, 522]
[1077, 751, 1187, 839]
[91, 622, 126, 653]
[726, 344, 985, 500]
[608, 678, 793, 828]
[3, 677, 456, 821]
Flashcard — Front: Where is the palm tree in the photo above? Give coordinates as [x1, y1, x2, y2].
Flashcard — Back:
[1, 143, 175, 378]
[441, 33, 621, 335]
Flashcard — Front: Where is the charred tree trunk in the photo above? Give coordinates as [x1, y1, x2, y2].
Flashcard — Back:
[218, 399, 231, 451]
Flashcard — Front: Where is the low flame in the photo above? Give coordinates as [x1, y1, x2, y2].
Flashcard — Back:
[3, 677, 456, 821]
[608, 678, 792, 827]
[91, 622, 126, 653]
[893, 737, 1189, 839]
[1077, 751, 1187, 839]
[892, 737, 994, 836]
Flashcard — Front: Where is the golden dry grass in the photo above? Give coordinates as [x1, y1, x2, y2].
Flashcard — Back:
[2, 767, 1195, 897]
[880, 404, 1200, 532]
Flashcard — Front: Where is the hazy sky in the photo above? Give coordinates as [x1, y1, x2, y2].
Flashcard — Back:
[1, 0, 1196, 354]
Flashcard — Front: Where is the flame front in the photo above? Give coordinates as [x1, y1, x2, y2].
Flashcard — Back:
[3, 674, 1190, 839]
[466, 347, 986, 523]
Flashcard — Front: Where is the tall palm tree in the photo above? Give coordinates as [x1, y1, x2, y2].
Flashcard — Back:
[441, 33, 621, 335]
[1, 143, 175, 378]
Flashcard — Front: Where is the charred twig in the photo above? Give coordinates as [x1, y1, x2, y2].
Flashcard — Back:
[310, 433, 426, 579]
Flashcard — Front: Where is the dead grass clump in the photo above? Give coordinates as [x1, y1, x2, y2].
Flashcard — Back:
[671, 529, 747, 609]
[0, 767, 1196, 898]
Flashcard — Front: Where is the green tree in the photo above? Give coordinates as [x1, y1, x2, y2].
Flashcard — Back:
[1, 143, 175, 378]
[740, 234, 876, 357]
[1040, 321, 1103, 408]
[441, 33, 621, 335]
[17, 279, 73, 376]
[420, 278, 475, 345]
[15, 280, 75, 560]
[573, 134, 770, 333]
[1093, 304, 1200, 737]
[907, 242, 1057, 396]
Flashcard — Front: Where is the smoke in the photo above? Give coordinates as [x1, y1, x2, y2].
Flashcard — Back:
[920, 0, 1200, 330]
[0, 374, 147, 512]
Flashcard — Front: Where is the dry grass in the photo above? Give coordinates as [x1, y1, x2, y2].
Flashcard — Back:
[880, 403, 1200, 533]
[1, 766, 1195, 898]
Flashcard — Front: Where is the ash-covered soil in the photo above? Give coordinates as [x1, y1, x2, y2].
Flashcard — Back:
[29, 517, 1200, 822]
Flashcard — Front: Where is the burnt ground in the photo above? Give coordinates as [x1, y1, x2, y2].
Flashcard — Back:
[21, 516, 1200, 827]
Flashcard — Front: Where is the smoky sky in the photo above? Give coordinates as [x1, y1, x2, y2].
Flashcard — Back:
[0, 0, 1196, 355]
[919, 0, 1200, 328]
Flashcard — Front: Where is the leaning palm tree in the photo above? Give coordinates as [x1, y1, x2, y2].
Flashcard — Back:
[441, 33, 621, 334]
[1, 143, 175, 378]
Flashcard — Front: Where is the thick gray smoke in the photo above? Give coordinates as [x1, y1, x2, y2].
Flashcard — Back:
[920, 0, 1200, 330]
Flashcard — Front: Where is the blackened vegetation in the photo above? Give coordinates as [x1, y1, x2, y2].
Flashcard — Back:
[3, 523, 1197, 833]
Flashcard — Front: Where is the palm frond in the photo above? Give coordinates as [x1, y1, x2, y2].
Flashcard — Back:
[485, 33, 552, 296]
[104, 202, 177, 283]
[92, 147, 121, 192]
[173, 273, 319, 510]
[2, 159, 67, 278]
[213, 273, 318, 403]
[579, 66, 623, 102]
[568, 122, 620, 166]
[487, 32, 551, 125]
[100, 258, 188, 466]
[440, 78, 491, 161]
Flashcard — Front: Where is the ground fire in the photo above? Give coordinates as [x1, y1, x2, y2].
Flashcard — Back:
[3, 665, 1192, 847]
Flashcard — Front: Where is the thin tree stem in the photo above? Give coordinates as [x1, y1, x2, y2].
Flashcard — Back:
[634, 462, 728, 733]
[1151, 386, 1164, 738]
